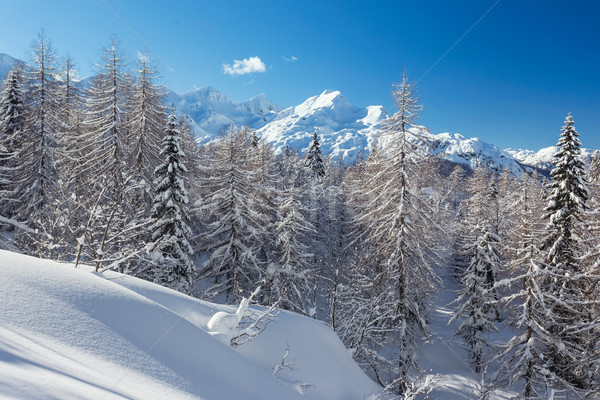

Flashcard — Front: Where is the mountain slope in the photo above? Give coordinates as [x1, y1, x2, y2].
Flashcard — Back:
[0, 250, 378, 400]
[505, 146, 596, 171]
[165, 86, 283, 142]
[257, 90, 387, 162]
[1, 52, 596, 173]
[0, 53, 23, 77]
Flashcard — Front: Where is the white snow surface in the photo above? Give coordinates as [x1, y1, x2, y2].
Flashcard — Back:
[505, 146, 595, 171]
[166, 84, 598, 172]
[165, 86, 283, 142]
[0, 250, 378, 400]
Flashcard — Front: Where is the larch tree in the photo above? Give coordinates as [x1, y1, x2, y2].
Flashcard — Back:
[14, 31, 62, 257]
[267, 181, 315, 314]
[450, 167, 501, 373]
[54, 56, 86, 261]
[126, 53, 165, 192]
[120, 53, 167, 274]
[349, 73, 440, 393]
[148, 111, 194, 293]
[81, 38, 127, 192]
[494, 171, 555, 399]
[77, 38, 132, 271]
[196, 126, 267, 302]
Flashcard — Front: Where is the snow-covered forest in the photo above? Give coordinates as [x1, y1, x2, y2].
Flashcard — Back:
[2, 33, 600, 399]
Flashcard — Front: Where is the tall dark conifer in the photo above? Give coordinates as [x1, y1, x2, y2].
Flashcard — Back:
[0, 64, 25, 216]
[305, 131, 325, 179]
[539, 113, 598, 393]
[148, 111, 194, 293]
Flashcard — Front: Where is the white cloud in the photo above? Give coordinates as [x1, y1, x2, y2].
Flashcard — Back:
[223, 56, 266, 76]
[282, 56, 299, 62]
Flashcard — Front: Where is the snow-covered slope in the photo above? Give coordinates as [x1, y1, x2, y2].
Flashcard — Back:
[505, 146, 596, 171]
[257, 90, 387, 162]
[418, 130, 526, 173]
[0, 250, 378, 400]
[0, 53, 23, 77]
[165, 86, 283, 142]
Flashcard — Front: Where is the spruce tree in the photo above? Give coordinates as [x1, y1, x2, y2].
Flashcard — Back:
[0, 65, 25, 217]
[305, 131, 325, 179]
[148, 111, 194, 293]
[538, 113, 597, 393]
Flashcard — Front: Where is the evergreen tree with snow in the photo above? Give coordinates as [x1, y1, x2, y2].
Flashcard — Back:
[0, 64, 25, 217]
[148, 111, 194, 293]
[305, 131, 325, 180]
[537, 113, 598, 394]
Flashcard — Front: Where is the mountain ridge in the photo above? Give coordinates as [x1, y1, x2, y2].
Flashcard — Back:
[1, 53, 596, 173]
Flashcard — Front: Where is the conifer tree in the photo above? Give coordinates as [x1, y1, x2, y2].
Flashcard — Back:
[305, 131, 325, 179]
[0, 64, 25, 217]
[589, 150, 600, 185]
[76, 38, 132, 270]
[349, 73, 440, 392]
[148, 112, 194, 293]
[494, 171, 553, 399]
[197, 126, 267, 301]
[266, 182, 315, 314]
[80, 38, 127, 192]
[126, 53, 165, 190]
[14, 31, 62, 256]
[538, 113, 598, 393]
[450, 167, 501, 372]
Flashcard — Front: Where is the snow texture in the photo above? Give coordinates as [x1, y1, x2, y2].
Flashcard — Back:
[0, 250, 378, 400]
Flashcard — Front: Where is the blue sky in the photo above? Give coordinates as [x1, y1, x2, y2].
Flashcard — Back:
[1, 0, 599, 151]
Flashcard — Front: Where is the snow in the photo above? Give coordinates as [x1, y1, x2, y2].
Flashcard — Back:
[420, 264, 515, 399]
[0, 53, 597, 172]
[506, 145, 595, 170]
[165, 83, 595, 172]
[165, 85, 283, 142]
[0, 250, 378, 400]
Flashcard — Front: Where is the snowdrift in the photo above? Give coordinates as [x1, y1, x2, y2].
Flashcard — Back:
[0, 250, 378, 399]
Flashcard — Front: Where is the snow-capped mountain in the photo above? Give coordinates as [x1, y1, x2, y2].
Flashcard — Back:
[1, 52, 596, 173]
[257, 90, 387, 161]
[505, 146, 596, 171]
[165, 86, 283, 142]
